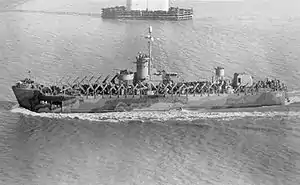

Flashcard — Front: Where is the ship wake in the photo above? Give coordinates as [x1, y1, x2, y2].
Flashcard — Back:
[10, 105, 299, 123]
[286, 90, 300, 105]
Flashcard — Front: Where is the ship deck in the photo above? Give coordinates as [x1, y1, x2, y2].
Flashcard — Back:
[101, 6, 193, 21]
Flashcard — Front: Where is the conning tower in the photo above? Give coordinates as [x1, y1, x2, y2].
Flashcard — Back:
[215, 67, 225, 80]
[135, 53, 149, 81]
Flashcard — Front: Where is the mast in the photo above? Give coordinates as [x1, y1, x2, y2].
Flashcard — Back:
[147, 0, 148, 11]
[28, 70, 32, 79]
[145, 26, 153, 80]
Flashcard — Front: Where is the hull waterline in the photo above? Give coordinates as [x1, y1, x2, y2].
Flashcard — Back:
[12, 86, 287, 113]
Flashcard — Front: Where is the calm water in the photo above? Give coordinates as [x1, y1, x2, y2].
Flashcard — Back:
[1, 0, 300, 184]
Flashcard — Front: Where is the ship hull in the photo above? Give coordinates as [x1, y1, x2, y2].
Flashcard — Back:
[101, 14, 193, 21]
[11, 85, 41, 111]
[12, 86, 287, 113]
[101, 7, 193, 21]
[12, 86, 77, 112]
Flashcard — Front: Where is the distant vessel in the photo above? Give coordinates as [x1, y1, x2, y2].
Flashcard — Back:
[101, 0, 193, 21]
[12, 26, 290, 113]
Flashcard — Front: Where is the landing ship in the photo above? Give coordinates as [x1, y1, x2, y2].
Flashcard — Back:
[12, 26, 290, 113]
[101, 6, 193, 21]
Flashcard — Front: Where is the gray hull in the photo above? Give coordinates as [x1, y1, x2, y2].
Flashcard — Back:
[40, 92, 287, 113]
[12, 86, 287, 113]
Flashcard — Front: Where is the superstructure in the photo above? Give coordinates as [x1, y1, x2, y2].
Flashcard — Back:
[101, 0, 193, 21]
[12, 26, 289, 113]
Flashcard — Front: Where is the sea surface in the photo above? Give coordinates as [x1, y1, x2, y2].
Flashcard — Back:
[1, 0, 300, 184]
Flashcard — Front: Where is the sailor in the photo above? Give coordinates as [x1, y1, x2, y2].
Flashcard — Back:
[218, 85, 222, 94]
[137, 52, 142, 59]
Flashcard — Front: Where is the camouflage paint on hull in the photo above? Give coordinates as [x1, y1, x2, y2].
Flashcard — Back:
[45, 95, 188, 113]
[12, 85, 76, 112]
[12, 85, 286, 113]
[11, 86, 38, 110]
[186, 91, 286, 109]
